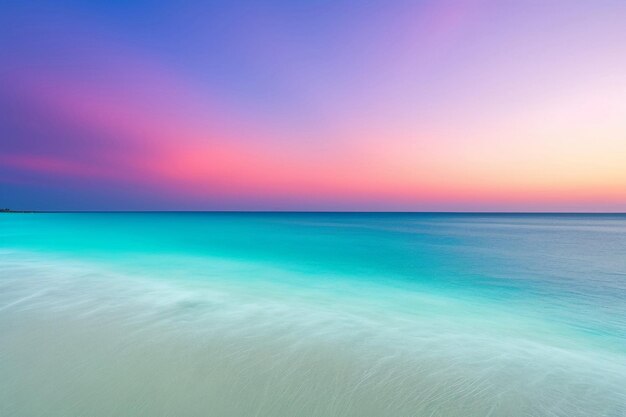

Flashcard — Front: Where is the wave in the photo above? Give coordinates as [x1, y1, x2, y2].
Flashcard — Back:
[1, 250, 625, 416]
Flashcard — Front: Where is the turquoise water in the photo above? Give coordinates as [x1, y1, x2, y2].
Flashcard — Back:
[1, 213, 625, 416]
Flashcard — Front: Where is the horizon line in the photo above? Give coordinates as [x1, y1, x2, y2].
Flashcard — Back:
[3, 209, 626, 215]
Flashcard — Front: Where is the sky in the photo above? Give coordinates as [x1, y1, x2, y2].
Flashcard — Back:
[1, 0, 625, 211]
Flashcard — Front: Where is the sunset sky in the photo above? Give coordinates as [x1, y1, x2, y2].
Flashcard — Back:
[1, 0, 625, 211]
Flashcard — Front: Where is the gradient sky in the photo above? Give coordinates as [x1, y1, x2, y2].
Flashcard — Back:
[1, 0, 625, 211]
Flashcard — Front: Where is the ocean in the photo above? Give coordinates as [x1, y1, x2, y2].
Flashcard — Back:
[1, 213, 625, 416]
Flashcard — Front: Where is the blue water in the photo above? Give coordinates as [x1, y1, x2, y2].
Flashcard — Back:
[1, 213, 625, 416]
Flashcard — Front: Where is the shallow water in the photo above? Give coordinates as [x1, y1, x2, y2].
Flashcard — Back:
[1, 213, 625, 416]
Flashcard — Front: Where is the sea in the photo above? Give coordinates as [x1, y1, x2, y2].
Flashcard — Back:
[1, 212, 625, 416]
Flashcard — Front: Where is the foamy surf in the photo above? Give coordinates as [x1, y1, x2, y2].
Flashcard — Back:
[1, 213, 625, 416]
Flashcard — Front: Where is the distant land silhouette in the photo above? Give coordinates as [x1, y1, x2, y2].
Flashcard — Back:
[1, 208, 36, 213]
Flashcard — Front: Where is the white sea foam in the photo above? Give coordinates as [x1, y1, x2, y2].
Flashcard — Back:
[1, 250, 625, 417]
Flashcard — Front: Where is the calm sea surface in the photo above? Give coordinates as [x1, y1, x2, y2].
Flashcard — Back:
[1, 213, 625, 416]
